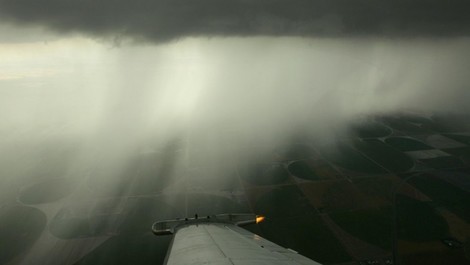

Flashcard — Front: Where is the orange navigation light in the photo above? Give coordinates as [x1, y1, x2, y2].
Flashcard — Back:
[256, 215, 265, 224]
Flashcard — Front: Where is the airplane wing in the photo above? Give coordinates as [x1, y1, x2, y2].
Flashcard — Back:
[152, 214, 322, 265]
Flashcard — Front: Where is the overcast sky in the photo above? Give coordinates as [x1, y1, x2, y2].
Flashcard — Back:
[1, 0, 470, 42]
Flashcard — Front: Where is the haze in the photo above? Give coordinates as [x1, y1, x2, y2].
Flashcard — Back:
[0, 7, 469, 263]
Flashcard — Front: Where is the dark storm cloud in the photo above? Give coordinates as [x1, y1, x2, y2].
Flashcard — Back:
[0, 0, 469, 42]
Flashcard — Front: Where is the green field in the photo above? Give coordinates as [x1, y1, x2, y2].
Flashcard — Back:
[76, 233, 171, 265]
[354, 177, 395, 203]
[253, 185, 355, 263]
[257, 216, 352, 263]
[319, 142, 386, 175]
[443, 134, 470, 145]
[420, 156, 465, 169]
[321, 181, 366, 212]
[443, 147, 470, 164]
[330, 196, 449, 249]
[384, 137, 433, 152]
[288, 160, 326, 181]
[0, 206, 47, 264]
[354, 139, 414, 173]
[396, 195, 449, 242]
[407, 174, 470, 222]
[330, 207, 393, 249]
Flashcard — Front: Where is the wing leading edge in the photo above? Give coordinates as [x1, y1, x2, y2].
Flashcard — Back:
[152, 214, 322, 265]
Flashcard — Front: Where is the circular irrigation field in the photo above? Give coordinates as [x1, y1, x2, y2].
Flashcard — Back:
[319, 143, 386, 175]
[384, 137, 433, 152]
[288, 160, 326, 181]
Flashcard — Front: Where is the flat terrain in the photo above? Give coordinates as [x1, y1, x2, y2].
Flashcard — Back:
[2, 113, 470, 265]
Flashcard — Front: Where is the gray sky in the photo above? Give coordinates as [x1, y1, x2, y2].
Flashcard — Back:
[1, 0, 470, 42]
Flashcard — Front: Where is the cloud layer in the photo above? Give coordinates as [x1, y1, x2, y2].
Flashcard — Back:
[1, 0, 470, 42]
